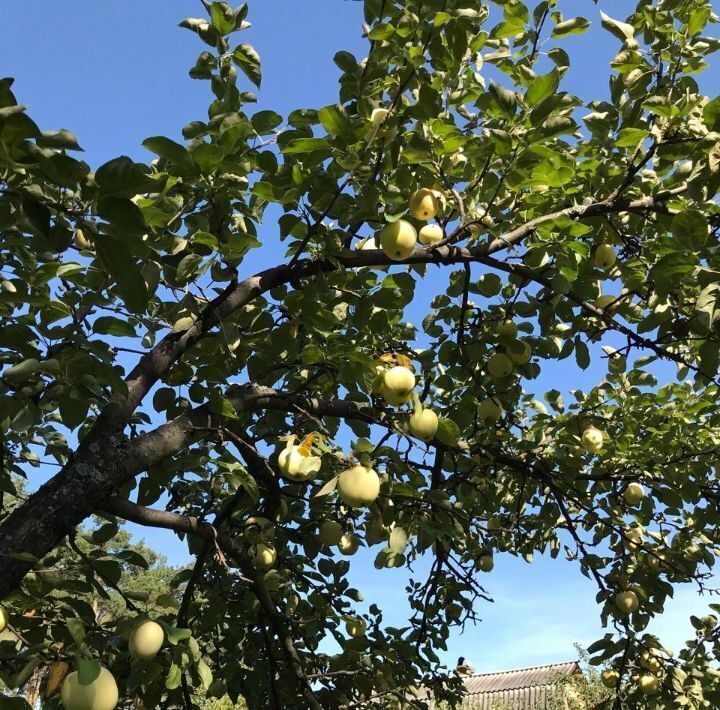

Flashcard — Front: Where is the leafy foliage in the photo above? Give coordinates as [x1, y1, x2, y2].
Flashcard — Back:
[0, 0, 720, 708]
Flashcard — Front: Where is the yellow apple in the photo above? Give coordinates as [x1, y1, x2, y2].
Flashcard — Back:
[338, 533, 360, 556]
[638, 674, 660, 696]
[278, 439, 321, 482]
[61, 667, 119, 710]
[409, 188, 440, 221]
[369, 108, 397, 143]
[594, 244, 617, 270]
[370, 108, 389, 126]
[318, 521, 343, 546]
[507, 340, 532, 364]
[487, 516, 503, 533]
[1, 280, 16, 293]
[640, 649, 662, 673]
[624, 527, 644, 550]
[581, 426, 604, 453]
[129, 620, 164, 660]
[73, 228, 92, 250]
[595, 294, 618, 312]
[478, 398, 502, 423]
[601, 669, 619, 689]
[487, 353, 514, 379]
[379, 220, 417, 261]
[380, 366, 416, 405]
[356, 236, 379, 250]
[477, 555, 494, 572]
[285, 593, 300, 615]
[346, 617, 366, 637]
[418, 224, 444, 245]
[496, 319, 517, 338]
[702, 614, 718, 629]
[623, 482, 645, 506]
[0, 606, 7, 633]
[446, 603, 463, 621]
[408, 408, 439, 442]
[254, 543, 277, 570]
[337, 465, 380, 508]
[614, 590, 639, 615]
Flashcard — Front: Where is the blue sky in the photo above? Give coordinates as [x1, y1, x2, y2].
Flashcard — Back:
[3, 0, 719, 674]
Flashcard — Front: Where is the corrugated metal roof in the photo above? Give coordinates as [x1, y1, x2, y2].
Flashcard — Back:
[452, 661, 581, 709]
[463, 660, 581, 695]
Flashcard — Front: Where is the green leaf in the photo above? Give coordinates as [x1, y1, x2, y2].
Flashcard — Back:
[96, 196, 146, 234]
[551, 17, 590, 37]
[703, 97, 720, 131]
[94, 234, 149, 314]
[157, 620, 192, 645]
[672, 210, 708, 251]
[37, 128, 83, 151]
[615, 127, 648, 148]
[600, 11, 637, 45]
[314, 475, 338, 498]
[435, 418, 460, 448]
[197, 659, 213, 688]
[251, 110, 282, 134]
[232, 43, 262, 87]
[67, 617, 86, 645]
[95, 156, 156, 197]
[209, 2, 235, 35]
[651, 253, 697, 296]
[695, 284, 720, 332]
[525, 70, 559, 107]
[189, 142, 225, 171]
[334, 51, 357, 73]
[318, 105, 352, 136]
[93, 558, 122, 584]
[93, 316, 137, 337]
[368, 23, 395, 41]
[575, 340, 590, 370]
[59, 398, 90, 430]
[282, 137, 332, 155]
[142, 136, 190, 162]
[78, 659, 101, 686]
[89, 523, 119, 544]
[165, 663, 182, 690]
[489, 81, 517, 119]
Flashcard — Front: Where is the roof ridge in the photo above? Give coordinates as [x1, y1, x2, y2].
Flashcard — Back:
[466, 660, 579, 678]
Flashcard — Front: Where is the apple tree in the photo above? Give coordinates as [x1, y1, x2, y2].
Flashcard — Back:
[1, 0, 720, 707]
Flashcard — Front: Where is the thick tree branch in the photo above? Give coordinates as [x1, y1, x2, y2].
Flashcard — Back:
[0, 190, 678, 599]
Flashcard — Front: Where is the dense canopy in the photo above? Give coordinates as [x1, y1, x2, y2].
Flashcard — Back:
[1, 0, 720, 707]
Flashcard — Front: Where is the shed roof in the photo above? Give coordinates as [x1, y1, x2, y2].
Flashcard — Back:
[463, 660, 581, 695]
[453, 660, 581, 709]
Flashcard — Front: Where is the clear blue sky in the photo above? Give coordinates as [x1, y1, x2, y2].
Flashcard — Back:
[2, 0, 718, 674]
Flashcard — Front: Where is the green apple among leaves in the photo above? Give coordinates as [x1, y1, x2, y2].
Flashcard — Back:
[408, 188, 440, 221]
[623, 482, 645, 506]
[487, 353, 514, 379]
[379, 219, 417, 260]
[614, 590, 639, 615]
[129, 620, 165, 660]
[61, 667, 119, 710]
[581, 426, 605, 454]
[337, 464, 380, 508]
[418, 223, 443, 245]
